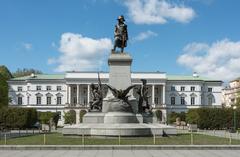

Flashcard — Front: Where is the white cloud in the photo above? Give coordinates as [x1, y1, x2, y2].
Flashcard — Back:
[48, 33, 112, 72]
[123, 0, 195, 24]
[177, 39, 240, 81]
[22, 42, 32, 50]
[132, 30, 158, 42]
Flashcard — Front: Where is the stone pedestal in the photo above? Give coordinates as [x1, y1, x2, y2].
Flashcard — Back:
[108, 52, 132, 90]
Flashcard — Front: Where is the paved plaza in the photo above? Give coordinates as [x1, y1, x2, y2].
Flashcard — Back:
[1, 149, 240, 157]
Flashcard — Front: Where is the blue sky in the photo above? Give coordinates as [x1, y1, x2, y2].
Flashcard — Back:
[1, 0, 240, 81]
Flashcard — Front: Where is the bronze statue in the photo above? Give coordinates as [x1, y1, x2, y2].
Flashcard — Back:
[112, 15, 128, 53]
[89, 73, 103, 111]
[137, 79, 151, 113]
[106, 84, 136, 100]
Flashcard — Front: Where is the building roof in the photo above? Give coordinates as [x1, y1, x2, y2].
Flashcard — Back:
[10, 74, 65, 81]
[166, 75, 221, 82]
[10, 73, 222, 82]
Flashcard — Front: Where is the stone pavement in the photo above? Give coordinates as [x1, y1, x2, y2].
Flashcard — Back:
[1, 149, 240, 157]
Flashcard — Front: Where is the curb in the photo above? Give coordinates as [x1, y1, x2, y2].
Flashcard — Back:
[1, 145, 240, 150]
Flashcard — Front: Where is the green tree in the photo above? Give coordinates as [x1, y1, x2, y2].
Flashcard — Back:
[12, 68, 42, 77]
[79, 110, 87, 123]
[64, 110, 76, 124]
[0, 65, 12, 108]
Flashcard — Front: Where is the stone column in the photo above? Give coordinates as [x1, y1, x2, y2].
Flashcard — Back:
[162, 85, 165, 105]
[68, 85, 71, 105]
[67, 84, 69, 104]
[152, 85, 155, 108]
[77, 84, 79, 106]
[76, 109, 80, 124]
[87, 84, 90, 106]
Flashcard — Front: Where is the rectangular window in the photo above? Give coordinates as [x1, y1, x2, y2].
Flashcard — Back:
[154, 97, 159, 105]
[73, 87, 77, 94]
[208, 88, 212, 92]
[191, 86, 195, 91]
[181, 97, 185, 105]
[191, 97, 195, 105]
[47, 97, 51, 105]
[17, 87, 23, 91]
[36, 97, 41, 105]
[36, 86, 41, 91]
[171, 86, 175, 91]
[57, 97, 62, 105]
[208, 97, 213, 105]
[46, 86, 51, 91]
[180, 86, 185, 91]
[171, 97, 175, 105]
[57, 86, 61, 91]
[73, 97, 77, 104]
[17, 97, 22, 105]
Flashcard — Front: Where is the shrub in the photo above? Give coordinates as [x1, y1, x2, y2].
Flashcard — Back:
[186, 108, 240, 130]
[80, 110, 87, 123]
[168, 112, 186, 124]
[38, 112, 53, 124]
[0, 107, 37, 129]
[64, 110, 76, 124]
[155, 110, 162, 121]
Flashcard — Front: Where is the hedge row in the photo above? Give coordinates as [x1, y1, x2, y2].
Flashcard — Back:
[0, 107, 37, 130]
[186, 108, 238, 130]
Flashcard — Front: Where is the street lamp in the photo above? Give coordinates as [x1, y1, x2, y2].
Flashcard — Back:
[233, 105, 237, 132]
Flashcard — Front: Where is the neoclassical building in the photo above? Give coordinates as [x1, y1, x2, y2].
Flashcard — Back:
[222, 78, 240, 107]
[8, 71, 223, 126]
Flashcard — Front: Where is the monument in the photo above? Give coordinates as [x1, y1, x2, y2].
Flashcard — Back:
[62, 15, 176, 136]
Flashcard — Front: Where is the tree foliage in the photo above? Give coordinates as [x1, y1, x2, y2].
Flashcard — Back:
[186, 108, 239, 130]
[64, 110, 76, 124]
[0, 108, 37, 130]
[154, 110, 162, 121]
[12, 68, 42, 78]
[79, 110, 87, 123]
[168, 112, 186, 124]
[0, 65, 12, 108]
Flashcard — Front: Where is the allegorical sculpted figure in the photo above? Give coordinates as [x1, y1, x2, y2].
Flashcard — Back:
[112, 15, 128, 53]
[137, 79, 151, 113]
[89, 73, 103, 111]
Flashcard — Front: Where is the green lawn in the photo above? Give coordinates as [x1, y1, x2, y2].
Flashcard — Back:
[0, 133, 240, 145]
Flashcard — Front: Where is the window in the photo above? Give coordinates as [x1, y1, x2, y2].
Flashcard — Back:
[154, 97, 159, 104]
[36, 97, 41, 105]
[73, 87, 77, 94]
[57, 97, 62, 105]
[191, 97, 195, 105]
[47, 97, 51, 105]
[83, 87, 87, 94]
[73, 97, 77, 104]
[208, 88, 212, 92]
[17, 97, 22, 105]
[46, 86, 51, 91]
[57, 86, 61, 91]
[191, 86, 195, 91]
[208, 97, 213, 105]
[17, 87, 22, 91]
[181, 97, 185, 105]
[180, 86, 185, 91]
[36, 86, 41, 91]
[171, 86, 175, 91]
[171, 97, 175, 105]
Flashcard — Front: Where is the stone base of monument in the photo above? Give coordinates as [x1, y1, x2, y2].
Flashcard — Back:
[104, 112, 143, 123]
[83, 112, 105, 123]
[62, 123, 176, 136]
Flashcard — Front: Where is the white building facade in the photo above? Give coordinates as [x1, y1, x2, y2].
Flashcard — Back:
[8, 72, 223, 126]
[222, 78, 240, 107]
